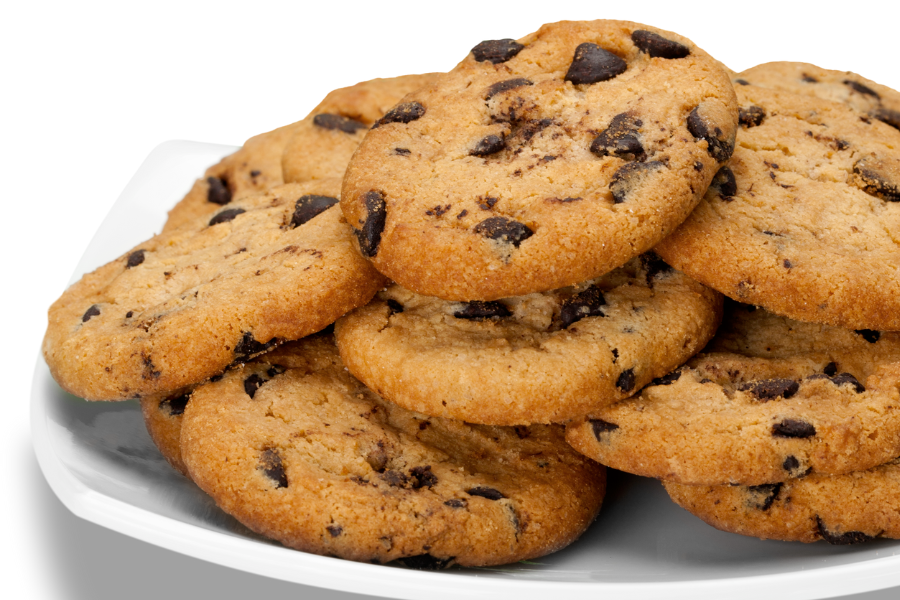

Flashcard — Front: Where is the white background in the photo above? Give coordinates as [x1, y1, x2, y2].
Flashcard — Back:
[4, 1, 900, 598]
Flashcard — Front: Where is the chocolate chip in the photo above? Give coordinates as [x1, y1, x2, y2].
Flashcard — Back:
[471, 134, 506, 156]
[590, 113, 644, 161]
[454, 301, 511, 320]
[159, 393, 189, 416]
[816, 516, 873, 545]
[259, 448, 288, 488]
[409, 466, 438, 489]
[843, 80, 880, 99]
[473, 216, 533, 247]
[640, 251, 673, 283]
[738, 378, 800, 401]
[823, 362, 838, 376]
[326, 525, 343, 537]
[687, 107, 734, 162]
[590, 419, 620, 439]
[266, 365, 286, 378]
[565, 43, 627, 85]
[250, 170, 261, 177]
[355, 191, 387, 257]
[801, 74, 819, 83]
[381, 469, 408, 487]
[734, 79, 750, 86]
[373, 102, 425, 128]
[312, 113, 367, 133]
[244, 373, 266, 399]
[746, 482, 782, 510]
[631, 30, 689, 59]
[739, 105, 766, 128]
[484, 77, 533, 100]
[126, 249, 146, 268]
[856, 329, 882, 343]
[444, 498, 467, 508]
[82, 304, 101, 322]
[206, 176, 231, 205]
[234, 332, 277, 359]
[288, 194, 338, 229]
[366, 445, 389, 472]
[783, 259, 793, 269]
[772, 419, 816, 439]
[466, 486, 506, 500]
[650, 369, 682, 386]
[477, 196, 499, 210]
[616, 368, 636, 393]
[560, 285, 605, 327]
[783, 455, 800, 472]
[872, 107, 900, 131]
[609, 161, 664, 203]
[386, 299, 404, 315]
[394, 148, 411, 156]
[852, 157, 900, 202]
[125, 311, 133, 319]
[208, 208, 246, 226]
[396, 555, 455, 570]
[831, 373, 865, 393]
[709, 165, 737, 200]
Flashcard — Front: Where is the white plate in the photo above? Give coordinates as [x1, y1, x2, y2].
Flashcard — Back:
[31, 141, 900, 600]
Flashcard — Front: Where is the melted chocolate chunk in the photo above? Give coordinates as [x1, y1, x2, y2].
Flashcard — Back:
[473, 216, 533, 247]
[484, 77, 533, 100]
[373, 102, 425, 128]
[472, 39, 524, 64]
[386, 299, 404, 315]
[409, 466, 438, 489]
[126, 249, 146, 269]
[396, 555, 455, 570]
[560, 285, 606, 327]
[631, 30, 689, 58]
[234, 332, 278, 359]
[709, 165, 737, 200]
[208, 208, 246, 226]
[831, 373, 865, 393]
[312, 113, 367, 133]
[739, 105, 766, 128]
[616, 368, 636, 393]
[872, 107, 900, 131]
[641, 251, 673, 282]
[466, 486, 506, 500]
[856, 329, 882, 343]
[650, 369, 682, 387]
[816, 516, 873, 545]
[687, 107, 734, 162]
[471, 134, 506, 156]
[259, 448, 288, 488]
[738, 378, 800, 401]
[206, 176, 232, 205]
[355, 191, 387, 257]
[772, 419, 816, 439]
[244, 373, 266, 399]
[823, 362, 838, 376]
[381, 469, 409, 487]
[326, 525, 343, 537]
[590, 419, 620, 439]
[782, 455, 801, 472]
[82, 304, 101, 322]
[291, 195, 338, 228]
[747, 482, 782, 511]
[843, 80, 880, 99]
[454, 301, 511, 320]
[609, 161, 664, 203]
[160, 393, 189, 416]
[853, 158, 900, 202]
[590, 113, 644, 161]
[565, 43, 627, 85]
[444, 498, 468, 508]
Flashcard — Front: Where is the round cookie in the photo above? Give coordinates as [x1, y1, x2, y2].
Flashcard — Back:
[735, 61, 900, 131]
[180, 334, 606, 567]
[281, 73, 439, 184]
[43, 178, 386, 401]
[342, 20, 738, 301]
[566, 302, 900, 486]
[141, 391, 193, 476]
[165, 74, 439, 232]
[664, 458, 900, 544]
[656, 83, 900, 330]
[335, 254, 722, 425]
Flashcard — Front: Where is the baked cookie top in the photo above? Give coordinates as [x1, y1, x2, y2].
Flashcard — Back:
[335, 254, 721, 425]
[180, 335, 606, 567]
[656, 83, 900, 330]
[281, 73, 439, 185]
[43, 179, 385, 401]
[342, 20, 738, 301]
[665, 458, 900, 544]
[165, 74, 439, 232]
[736, 61, 900, 132]
[566, 302, 900, 486]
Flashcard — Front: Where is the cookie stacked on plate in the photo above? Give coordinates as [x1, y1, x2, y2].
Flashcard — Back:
[43, 18, 900, 563]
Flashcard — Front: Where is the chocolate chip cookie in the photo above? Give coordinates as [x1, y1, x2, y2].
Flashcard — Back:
[180, 334, 606, 567]
[342, 20, 738, 300]
[335, 255, 721, 425]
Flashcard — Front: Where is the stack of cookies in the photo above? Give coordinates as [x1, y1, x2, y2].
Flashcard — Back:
[42, 18, 900, 568]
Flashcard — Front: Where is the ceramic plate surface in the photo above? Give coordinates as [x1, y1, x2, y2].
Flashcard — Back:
[32, 141, 900, 600]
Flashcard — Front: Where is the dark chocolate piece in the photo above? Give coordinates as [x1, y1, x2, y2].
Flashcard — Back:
[396, 555, 455, 570]
[746, 482, 782, 511]
[234, 332, 278, 359]
[259, 448, 288, 488]
[291, 195, 338, 228]
[484, 78, 533, 100]
[355, 191, 387, 257]
[609, 161, 664, 203]
[244, 373, 266, 399]
[739, 105, 766, 128]
[855, 329, 882, 343]
[159, 393, 190, 417]
[816, 516, 873, 545]
[454, 301, 511, 320]
[565, 43, 627, 85]
[206, 176, 232, 205]
[560, 285, 606, 327]
[853, 158, 900, 202]
[466, 486, 506, 500]
[312, 113, 367, 133]
[843, 80, 880, 99]
[471, 134, 506, 156]
[373, 102, 425, 128]
[82, 304, 101, 322]
[872, 107, 900, 131]
[473, 216, 533, 247]
[471, 39, 524, 64]
[409, 466, 438, 489]
[590, 113, 644, 161]
[687, 106, 734, 162]
[631, 30, 689, 59]
[616, 368, 636, 393]
[737, 378, 800, 401]
[590, 419, 620, 440]
[772, 419, 816, 439]
[126, 249, 146, 269]
[208, 208, 246, 226]
[650, 369, 682, 387]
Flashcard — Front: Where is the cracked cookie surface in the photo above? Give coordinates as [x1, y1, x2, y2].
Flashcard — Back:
[656, 83, 900, 330]
[43, 179, 385, 401]
[179, 334, 606, 567]
[342, 19, 737, 300]
[335, 255, 721, 425]
[566, 302, 900, 486]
